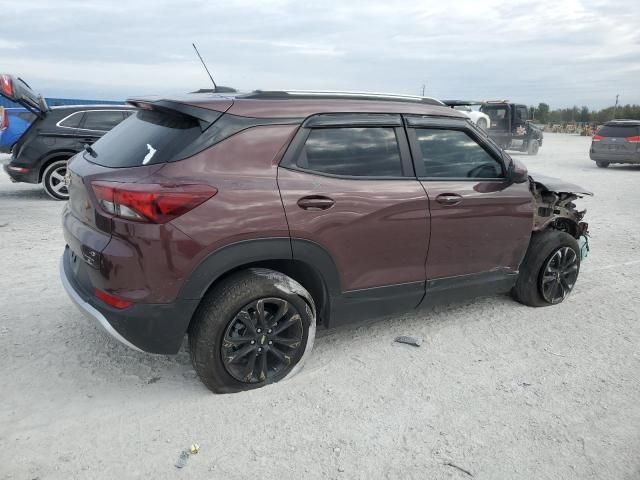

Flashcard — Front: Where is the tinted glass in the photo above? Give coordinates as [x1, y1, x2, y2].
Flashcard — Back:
[298, 127, 402, 177]
[483, 106, 507, 119]
[88, 109, 201, 168]
[59, 111, 83, 128]
[598, 125, 639, 137]
[82, 111, 126, 131]
[516, 106, 528, 121]
[415, 129, 503, 178]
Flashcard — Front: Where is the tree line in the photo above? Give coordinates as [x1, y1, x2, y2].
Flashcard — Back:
[529, 103, 640, 124]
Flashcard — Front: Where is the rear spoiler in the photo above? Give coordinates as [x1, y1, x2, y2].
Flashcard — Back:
[0, 74, 49, 117]
[127, 97, 231, 131]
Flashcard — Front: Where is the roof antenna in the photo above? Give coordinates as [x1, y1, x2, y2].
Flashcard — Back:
[192, 42, 217, 90]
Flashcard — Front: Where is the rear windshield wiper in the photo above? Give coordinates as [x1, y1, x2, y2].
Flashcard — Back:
[84, 144, 98, 158]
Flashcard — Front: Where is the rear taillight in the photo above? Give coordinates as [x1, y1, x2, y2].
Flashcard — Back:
[91, 181, 217, 223]
[592, 135, 603, 142]
[95, 288, 133, 309]
[626, 135, 640, 143]
[0, 75, 13, 97]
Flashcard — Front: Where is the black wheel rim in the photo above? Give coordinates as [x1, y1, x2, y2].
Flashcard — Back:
[540, 246, 579, 304]
[221, 297, 304, 384]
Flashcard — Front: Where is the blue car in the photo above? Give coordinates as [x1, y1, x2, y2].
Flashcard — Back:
[0, 106, 36, 153]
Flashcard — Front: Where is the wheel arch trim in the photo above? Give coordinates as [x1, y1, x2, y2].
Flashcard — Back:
[178, 237, 342, 301]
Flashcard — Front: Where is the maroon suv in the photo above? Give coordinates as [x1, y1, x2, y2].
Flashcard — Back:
[60, 90, 591, 393]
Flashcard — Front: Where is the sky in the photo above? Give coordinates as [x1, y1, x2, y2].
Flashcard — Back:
[0, 0, 638, 109]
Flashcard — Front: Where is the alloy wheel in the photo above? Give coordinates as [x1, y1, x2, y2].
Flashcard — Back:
[47, 164, 69, 198]
[221, 297, 304, 384]
[540, 246, 579, 304]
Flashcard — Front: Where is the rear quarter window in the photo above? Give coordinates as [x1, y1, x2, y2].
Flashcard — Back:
[82, 111, 127, 131]
[87, 109, 202, 168]
[58, 111, 84, 128]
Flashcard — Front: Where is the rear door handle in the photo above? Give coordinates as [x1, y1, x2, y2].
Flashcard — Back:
[435, 193, 463, 206]
[297, 196, 335, 211]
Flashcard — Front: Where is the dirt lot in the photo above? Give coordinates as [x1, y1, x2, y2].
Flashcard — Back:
[0, 133, 639, 480]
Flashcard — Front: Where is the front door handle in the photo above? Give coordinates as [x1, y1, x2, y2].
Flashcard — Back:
[297, 195, 335, 211]
[435, 193, 463, 206]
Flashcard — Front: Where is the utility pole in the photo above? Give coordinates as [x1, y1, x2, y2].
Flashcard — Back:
[421, 84, 426, 97]
[613, 94, 619, 119]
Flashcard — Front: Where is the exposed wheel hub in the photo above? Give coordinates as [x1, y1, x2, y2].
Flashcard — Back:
[221, 297, 304, 384]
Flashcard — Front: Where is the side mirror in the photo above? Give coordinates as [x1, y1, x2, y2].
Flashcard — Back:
[509, 158, 529, 183]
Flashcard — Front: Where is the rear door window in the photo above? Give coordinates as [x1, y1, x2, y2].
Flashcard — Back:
[598, 125, 639, 137]
[414, 128, 503, 179]
[81, 110, 127, 131]
[296, 127, 403, 177]
[88, 109, 202, 168]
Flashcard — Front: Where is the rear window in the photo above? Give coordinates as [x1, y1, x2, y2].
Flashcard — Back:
[88, 109, 202, 168]
[598, 125, 639, 137]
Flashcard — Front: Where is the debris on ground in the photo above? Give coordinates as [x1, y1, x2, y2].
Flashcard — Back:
[444, 461, 473, 477]
[175, 450, 190, 469]
[394, 335, 423, 347]
[175, 444, 199, 469]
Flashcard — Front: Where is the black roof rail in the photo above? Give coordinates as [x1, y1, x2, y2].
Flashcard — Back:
[605, 119, 640, 125]
[240, 90, 445, 106]
[190, 86, 238, 94]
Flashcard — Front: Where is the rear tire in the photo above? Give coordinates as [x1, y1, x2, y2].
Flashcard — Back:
[527, 140, 539, 155]
[189, 268, 316, 393]
[42, 159, 69, 200]
[596, 161, 609, 168]
[512, 230, 581, 307]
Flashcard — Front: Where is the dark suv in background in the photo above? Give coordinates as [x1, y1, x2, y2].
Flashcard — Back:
[590, 120, 640, 168]
[0, 74, 131, 199]
[53, 88, 592, 393]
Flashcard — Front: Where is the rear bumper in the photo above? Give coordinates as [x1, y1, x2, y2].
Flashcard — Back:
[60, 254, 144, 352]
[60, 247, 199, 354]
[589, 151, 640, 164]
[3, 162, 39, 183]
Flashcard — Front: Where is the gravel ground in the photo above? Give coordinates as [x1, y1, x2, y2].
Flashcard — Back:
[1, 133, 639, 480]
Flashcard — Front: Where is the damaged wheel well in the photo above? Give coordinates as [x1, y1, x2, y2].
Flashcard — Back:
[199, 259, 329, 328]
[531, 179, 589, 239]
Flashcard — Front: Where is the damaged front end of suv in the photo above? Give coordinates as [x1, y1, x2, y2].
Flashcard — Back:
[530, 174, 592, 257]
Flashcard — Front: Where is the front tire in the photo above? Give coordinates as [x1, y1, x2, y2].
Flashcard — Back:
[527, 140, 540, 155]
[512, 230, 581, 307]
[596, 161, 609, 168]
[189, 268, 316, 393]
[42, 159, 69, 200]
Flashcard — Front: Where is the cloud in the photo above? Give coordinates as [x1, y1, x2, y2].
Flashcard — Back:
[0, 0, 638, 108]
